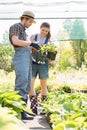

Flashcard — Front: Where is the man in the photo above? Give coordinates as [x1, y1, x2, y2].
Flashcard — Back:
[9, 10, 40, 120]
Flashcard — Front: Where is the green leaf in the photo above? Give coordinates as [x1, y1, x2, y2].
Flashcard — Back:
[63, 102, 73, 112]
[12, 101, 24, 109]
[65, 121, 78, 128]
[70, 113, 82, 120]
[53, 123, 64, 130]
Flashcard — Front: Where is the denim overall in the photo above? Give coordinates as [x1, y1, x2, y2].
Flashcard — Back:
[13, 46, 32, 100]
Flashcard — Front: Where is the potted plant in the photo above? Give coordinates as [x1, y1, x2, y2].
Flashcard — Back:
[40, 43, 57, 60]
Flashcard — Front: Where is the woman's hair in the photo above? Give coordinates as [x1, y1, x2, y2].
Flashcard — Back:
[40, 22, 51, 39]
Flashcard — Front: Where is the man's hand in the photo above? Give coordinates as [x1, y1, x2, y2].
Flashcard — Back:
[30, 43, 41, 50]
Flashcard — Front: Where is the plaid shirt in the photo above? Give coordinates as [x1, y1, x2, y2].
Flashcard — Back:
[9, 22, 27, 46]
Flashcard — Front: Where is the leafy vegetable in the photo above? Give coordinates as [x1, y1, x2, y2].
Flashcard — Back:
[39, 43, 57, 54]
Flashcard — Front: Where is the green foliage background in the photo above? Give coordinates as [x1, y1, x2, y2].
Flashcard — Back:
[0, 44, 14, 72]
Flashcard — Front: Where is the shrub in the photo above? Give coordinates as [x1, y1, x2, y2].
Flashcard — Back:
[57, 41, 75, 71]
[0, 45, 14, 72]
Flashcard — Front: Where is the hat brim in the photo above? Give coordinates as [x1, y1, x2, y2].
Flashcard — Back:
[20, 16, 36, 23]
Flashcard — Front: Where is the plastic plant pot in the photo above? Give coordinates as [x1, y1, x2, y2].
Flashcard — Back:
[47, 51, 57, 60]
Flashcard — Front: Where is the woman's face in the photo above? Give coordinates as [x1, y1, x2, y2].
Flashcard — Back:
[40, 27, 50, 37]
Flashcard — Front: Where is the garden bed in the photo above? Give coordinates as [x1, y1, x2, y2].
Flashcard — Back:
[41, 91, 87, 130]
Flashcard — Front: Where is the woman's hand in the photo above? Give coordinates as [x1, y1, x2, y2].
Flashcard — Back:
[31, 47, 37, 53]
[30, 35, 35, 42]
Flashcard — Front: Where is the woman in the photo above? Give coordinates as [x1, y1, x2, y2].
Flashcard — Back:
[29, 22, 51, 114]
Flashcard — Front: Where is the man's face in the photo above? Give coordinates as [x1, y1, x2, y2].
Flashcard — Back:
[24, 18, 34, 28]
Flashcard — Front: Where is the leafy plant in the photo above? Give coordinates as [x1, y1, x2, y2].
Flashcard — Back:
[0, 90, 33, 119]
[0, 45, 14, 72]
[0, 106, 29, 130]
[32, 43, 57, 63]
[38, 43, 57, 60]
[62, 85, 71, 93]
[39, 43, 57, 54]
[41, 91, 87, 130]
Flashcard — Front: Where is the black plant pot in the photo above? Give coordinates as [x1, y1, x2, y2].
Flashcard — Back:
[47, 51, 57, 60]
[32, 51, 46, 63]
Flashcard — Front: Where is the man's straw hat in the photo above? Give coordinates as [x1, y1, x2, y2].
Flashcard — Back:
[20, 10, 36, 23]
